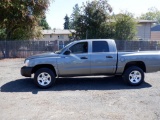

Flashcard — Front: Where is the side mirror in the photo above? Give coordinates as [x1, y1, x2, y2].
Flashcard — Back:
[64, 50, 71, 55]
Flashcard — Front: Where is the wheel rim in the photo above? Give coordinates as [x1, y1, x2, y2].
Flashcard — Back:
[37, 72, 51, 86]
[129, 70, 142, 83]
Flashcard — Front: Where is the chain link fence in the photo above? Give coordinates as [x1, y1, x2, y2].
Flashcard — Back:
[115, 40, 160, 51]
[0, 40, 160, 58]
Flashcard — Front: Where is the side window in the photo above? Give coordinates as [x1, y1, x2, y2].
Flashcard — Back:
[92, 41, 109, 52]
[69, 42, 88, 54]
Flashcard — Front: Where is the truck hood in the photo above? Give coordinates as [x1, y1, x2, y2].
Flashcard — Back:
[27, 52, 59, 60]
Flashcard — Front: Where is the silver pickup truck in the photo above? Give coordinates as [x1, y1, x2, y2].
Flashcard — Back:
[21, 39, 160, 88]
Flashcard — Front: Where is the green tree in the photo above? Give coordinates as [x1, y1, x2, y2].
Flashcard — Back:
[64, 14, 70, 29]
[73, 0, 112, 39]
[39, 17, 51, 30]
[0, 0, 52, 40]
[70, 4, 81, 29]
[98, 22, 115, 39]
[0, 29, 6, 40]
[0, 0, 52, 57]
[139, 7, 160, 24]
[114, 12, 137, 40]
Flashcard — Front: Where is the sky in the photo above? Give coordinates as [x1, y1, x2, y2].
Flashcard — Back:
[46, 0, 160, 29]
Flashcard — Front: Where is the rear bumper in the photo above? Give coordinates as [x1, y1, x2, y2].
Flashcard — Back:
[21, 67, 33, 77]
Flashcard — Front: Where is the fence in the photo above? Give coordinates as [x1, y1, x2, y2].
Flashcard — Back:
[0, 40, 160, 58]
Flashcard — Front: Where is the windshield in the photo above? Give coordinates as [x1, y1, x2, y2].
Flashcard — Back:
[55, 42, 73, 54]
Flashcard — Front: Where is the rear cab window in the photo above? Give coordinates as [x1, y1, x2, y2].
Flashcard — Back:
[92, 41, 109, 52]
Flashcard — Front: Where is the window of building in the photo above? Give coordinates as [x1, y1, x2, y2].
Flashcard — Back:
[58, 35, 64, 39]
[50, 34, 52, 38]
[92, 41, 109, 52]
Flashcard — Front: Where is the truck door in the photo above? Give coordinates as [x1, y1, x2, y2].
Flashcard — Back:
[57, 41, 91, 76]
[90, 41, 117, 75]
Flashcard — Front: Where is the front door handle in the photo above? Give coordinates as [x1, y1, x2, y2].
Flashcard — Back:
[80, 57, 88, 59]
[106, 56, 113, 58]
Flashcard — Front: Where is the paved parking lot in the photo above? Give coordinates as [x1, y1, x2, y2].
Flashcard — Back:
[0, 59, 160, 120]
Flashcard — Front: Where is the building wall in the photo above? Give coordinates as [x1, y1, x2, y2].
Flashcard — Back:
[136, 23, 151, 40]
[41, 34, 69, 41]
[151, 32, 160, 40]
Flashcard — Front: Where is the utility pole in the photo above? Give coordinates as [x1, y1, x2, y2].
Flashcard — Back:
[86, 30, 88, 39]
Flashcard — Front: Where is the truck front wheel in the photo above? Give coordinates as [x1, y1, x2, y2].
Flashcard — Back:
[34, 68, 56, 88]
[123, 66, 144, 86]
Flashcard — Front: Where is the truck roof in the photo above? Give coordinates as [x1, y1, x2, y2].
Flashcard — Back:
[73, 39, 114, 43]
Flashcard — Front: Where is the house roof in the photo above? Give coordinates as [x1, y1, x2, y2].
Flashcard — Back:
[42, 29, 76, 35]
[107, 19, 157, 23]
[137, 20, 157, 23]
[151, 24, 160, 31]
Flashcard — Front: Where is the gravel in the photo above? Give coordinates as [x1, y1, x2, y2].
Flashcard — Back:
[0, 59, 160, 120]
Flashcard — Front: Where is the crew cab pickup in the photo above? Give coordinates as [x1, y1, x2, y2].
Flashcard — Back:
[21, 39, 160, 88]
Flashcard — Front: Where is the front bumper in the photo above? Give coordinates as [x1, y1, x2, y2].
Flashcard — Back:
[21, 67, 33, 77]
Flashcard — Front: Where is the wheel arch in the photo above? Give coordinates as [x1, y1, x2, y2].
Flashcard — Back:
[32, 64, 57, 77]
[124, 61, 146, 73]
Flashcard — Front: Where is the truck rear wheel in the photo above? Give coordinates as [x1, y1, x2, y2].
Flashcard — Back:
[123, 66, 144, 86]
[34, 68, 56, 88]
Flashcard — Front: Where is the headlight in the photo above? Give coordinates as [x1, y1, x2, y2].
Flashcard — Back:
[24, 60, 30, 66]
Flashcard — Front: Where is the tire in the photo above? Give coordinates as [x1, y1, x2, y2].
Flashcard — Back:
[123, 66, 144, 86]
[34, 68, 56, 88]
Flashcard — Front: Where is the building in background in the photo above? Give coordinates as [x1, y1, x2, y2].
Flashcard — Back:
[41, 29, 75, 41]
[136, 20, 157, 40]
[41, 29, 75, 50]
[151, 24, 160, 41]
[41, 20, 157, 42]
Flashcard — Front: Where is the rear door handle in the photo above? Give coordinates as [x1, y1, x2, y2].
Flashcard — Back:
[106, 56, 113, 58]
[80, 57, 88, 59]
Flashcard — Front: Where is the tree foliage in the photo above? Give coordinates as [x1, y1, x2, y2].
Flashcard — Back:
[114, 12, 137, 40]
[98, 22, 115, 39]
[0, 0, 52, 40]
[64, 14, 70, 29]
[69, 1, 137, 40]
[139, 7, 160, 24]
[70, 4, 81, 29]
[73, 0, 112, 39]
[39, 17, 51, 30]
